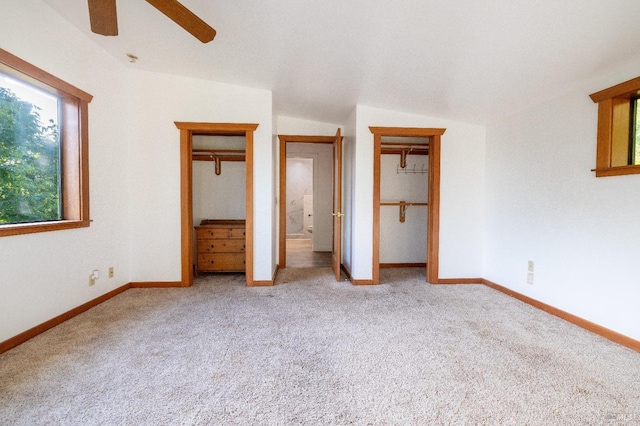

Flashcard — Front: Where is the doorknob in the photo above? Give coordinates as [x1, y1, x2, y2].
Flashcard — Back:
[332, 212, 344, 217]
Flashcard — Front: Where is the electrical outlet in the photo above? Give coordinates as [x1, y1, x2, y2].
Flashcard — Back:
[527, 272, 534, 285]
[89, 270, 99, 286]
[527, 260, 534, 273]
[108, 267, 114, 278]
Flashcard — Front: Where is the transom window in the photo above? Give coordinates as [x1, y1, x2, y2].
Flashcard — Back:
[632, 97, 640, 166]
[589, 76, 640, 177]
[0, 48, 92, 237]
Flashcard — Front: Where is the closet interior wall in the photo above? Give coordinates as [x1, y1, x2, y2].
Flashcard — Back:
[192, 135, 246, 225]
[379, 140, 429, 266]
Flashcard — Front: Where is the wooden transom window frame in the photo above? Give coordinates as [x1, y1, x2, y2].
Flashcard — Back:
[590, 76, 640, 177]
[0, 49, 93, 237]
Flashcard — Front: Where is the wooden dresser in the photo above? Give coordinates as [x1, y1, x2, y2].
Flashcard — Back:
[195, 219, 246, 273]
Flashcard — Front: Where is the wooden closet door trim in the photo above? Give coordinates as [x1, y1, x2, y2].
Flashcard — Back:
[176, 122, 258, 287]
[179, 127, 193, 287]
[372, 132, 381, 284]
[426, 134, 441, 283]
[369, 126, 446, 284]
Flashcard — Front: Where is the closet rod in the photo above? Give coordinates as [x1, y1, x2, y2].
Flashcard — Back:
[380, 148, 428, 154]
[191, 154, 245, 161]
[381, 143, 428, 168]
[192, 149, 246, 175]
[191, 155, 245, 165]
[380, 201, 427, 223]
[192, 148, 245, 163]
[380, 202, 428, 206]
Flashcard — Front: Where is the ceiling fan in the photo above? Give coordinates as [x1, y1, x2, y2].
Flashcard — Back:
[87, 0, 216, 43]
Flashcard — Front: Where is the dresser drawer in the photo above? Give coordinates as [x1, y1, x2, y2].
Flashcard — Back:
[198, 253, 246, 271]
[197, 239, 245, 253]
[196, 227, 245, 239]
[227, 228, 246, 239]
[195, 220, 246, 274]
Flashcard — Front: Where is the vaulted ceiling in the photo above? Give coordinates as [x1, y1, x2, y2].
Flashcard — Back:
[42, 0, 640, 125]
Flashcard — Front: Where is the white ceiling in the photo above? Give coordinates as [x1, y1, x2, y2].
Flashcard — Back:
[42, 0, 640, 125]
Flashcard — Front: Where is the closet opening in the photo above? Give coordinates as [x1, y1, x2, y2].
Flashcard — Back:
[192, 135, 246, 277]
[278, 131, 343, 280]
[175, 122, 258, 287]
[370, 127, 446, 285]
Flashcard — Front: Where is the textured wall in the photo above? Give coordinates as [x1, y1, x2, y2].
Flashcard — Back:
[380, 154, 429, 263]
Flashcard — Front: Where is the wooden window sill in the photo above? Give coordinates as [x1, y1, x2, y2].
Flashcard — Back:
[0, 220, 91, 238]
[591, 165, 640, 177]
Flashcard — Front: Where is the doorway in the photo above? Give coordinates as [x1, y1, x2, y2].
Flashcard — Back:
[285, 155, 331, 267]
[278, 132, 342, 278]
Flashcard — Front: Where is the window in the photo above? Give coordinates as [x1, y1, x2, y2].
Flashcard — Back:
[0, 49, 92, 237]
[589, 76, 640, 177]
[632, 97, 640, 165]
[1, 75, 61, 224]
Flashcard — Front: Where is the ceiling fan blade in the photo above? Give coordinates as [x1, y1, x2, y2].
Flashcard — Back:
[87, 0, 118, 36]
[146, 0, 216, 43]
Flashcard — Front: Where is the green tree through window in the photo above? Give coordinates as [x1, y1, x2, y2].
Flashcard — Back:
[0, 86, 60, 224]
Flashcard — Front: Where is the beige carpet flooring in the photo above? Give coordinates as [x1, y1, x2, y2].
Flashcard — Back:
[1, 268, 639, 425]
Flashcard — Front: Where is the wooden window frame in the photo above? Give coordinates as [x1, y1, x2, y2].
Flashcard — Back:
[0, 49, 92, 237]
[590, 76, 640, 177]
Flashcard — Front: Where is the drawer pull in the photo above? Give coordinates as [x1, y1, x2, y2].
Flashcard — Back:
[210, 260, 215, 264]
[210, 244, 215, 248]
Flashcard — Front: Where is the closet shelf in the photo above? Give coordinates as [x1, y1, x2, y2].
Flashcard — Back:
[380, 202, 428, 206]
[192, 149, 246, 175]
[380, 142, 429, 169]
[192, 149, 245, 161]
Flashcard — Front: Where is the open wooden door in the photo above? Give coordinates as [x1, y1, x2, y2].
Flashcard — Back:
[332, 129, 343, 281]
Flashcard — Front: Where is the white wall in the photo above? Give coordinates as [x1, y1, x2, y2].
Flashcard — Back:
[380, 154, 429, 263]
[192, 136, 246, 225]
[343, 109, 357, 273]
[0, 1, 133, 342]
[351, 105, 486, 280]
[484, 66, 640, 340]
[128, 70, 274, 282]
[192, 162, 246, 224]
[276, 116, 342, 136]
[272, 113, 279, 277]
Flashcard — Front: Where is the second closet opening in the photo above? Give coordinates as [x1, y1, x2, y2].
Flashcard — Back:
[371, 126, 446, 284]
